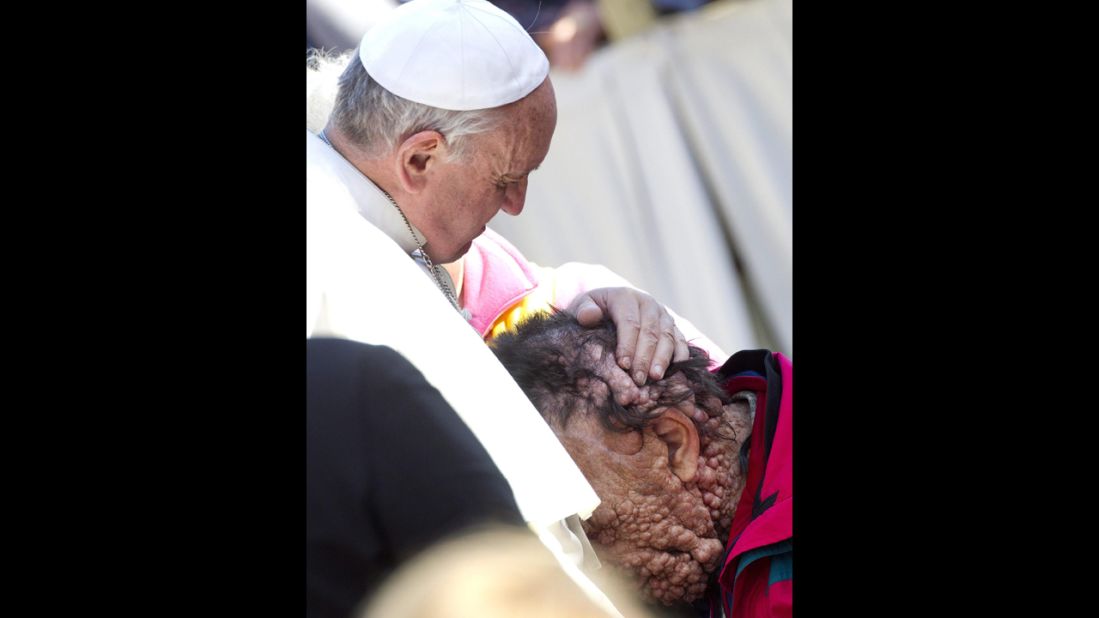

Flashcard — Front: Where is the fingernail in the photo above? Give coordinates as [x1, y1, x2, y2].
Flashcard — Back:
[619, 356, 631, 370]
[651, 364, 662, 377]
[634, 371, 646, 384]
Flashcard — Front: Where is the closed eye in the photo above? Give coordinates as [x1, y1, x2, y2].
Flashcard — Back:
[497, 168, 536, 189]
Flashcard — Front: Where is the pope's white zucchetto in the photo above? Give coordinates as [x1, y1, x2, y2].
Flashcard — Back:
[358, 0, 550, 111]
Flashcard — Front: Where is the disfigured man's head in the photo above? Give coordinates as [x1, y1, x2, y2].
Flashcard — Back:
[491, 312, 754, 606]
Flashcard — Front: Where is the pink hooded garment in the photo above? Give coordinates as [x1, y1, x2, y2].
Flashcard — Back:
[460, 228, 726, 364]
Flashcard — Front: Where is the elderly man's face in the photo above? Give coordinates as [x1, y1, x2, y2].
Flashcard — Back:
[424, 79, 557, 262]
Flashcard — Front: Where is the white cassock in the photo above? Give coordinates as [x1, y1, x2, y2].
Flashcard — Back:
[306, 131, 620, 615]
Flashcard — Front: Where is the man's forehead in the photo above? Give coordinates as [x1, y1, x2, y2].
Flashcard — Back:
[477, 128, 538, 171]
[492, 88, 555, 171]
[501, 130, 550, 171]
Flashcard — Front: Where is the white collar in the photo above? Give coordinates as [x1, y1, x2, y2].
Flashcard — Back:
[306, 131, 426, 255]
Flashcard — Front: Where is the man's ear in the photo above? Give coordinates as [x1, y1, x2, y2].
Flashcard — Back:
[651, 407, 700, 483]
[394, 130, 445, 193]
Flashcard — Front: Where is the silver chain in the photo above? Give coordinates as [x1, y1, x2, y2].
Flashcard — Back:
[381, 190, 463, 313]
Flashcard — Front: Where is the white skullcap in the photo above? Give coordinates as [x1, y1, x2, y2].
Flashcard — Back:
[358, 0, 550, 111]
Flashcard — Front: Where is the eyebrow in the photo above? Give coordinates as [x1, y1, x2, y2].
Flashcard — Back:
[502, 165, 540, 180]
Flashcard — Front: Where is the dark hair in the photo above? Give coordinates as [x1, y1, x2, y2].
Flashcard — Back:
[490, 311, 735, 441]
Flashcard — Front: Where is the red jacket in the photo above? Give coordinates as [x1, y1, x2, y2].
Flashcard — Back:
[709, 350, 793, 618]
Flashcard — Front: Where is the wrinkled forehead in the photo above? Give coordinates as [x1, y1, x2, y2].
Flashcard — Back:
[493, 82, 556, 159]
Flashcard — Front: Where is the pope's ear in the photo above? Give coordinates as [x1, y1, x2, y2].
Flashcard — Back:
[394, 130, 444, 193]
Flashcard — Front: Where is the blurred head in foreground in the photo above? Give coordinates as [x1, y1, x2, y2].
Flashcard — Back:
[359, 526, 654, 618]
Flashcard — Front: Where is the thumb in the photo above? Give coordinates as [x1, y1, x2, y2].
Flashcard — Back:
[570, 296, 605, 325]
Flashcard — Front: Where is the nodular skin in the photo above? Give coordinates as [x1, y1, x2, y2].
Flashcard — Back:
[491, 313, 755, 606]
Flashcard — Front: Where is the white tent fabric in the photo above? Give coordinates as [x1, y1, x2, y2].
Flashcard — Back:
[489, 0, 792, 354]
[666, 0, 792, 353]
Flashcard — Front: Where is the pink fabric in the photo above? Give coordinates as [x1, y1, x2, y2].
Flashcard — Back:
[714, 352, 793, 618]
[462, 228, 541, 337]
[719, 353, 793, 572]
[729, 353, 792, 559]
[461, 229, 727, 366]
[731, 560, 792, 618]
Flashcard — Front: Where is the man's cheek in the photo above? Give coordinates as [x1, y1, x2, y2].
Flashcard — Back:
[603, 428, 643, 455]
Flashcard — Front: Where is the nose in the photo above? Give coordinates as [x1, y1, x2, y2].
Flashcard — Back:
[500, 178, 527, 216]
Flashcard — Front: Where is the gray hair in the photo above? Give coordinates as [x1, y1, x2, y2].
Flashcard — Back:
[314, 49, 501, 161]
